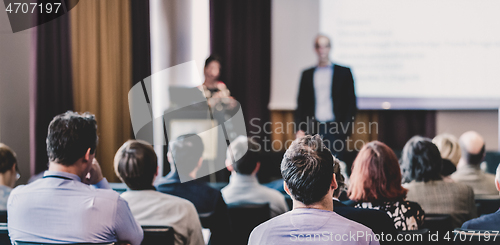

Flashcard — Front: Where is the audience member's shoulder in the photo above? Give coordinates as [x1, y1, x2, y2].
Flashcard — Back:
[258, 184, 286, 198]
[333, 211, 373, 231]
[448, 181, 475, 195]
[334, 63, 351, 70]
[462, 211, 500, 230]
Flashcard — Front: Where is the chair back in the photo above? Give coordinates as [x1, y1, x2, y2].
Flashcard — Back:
[475, 198, 500, 216]
[424, 213, 453, 231]
[422, 213, 454, 243]
[141, 226, 174, 245]
[453, 228, 500, 244]
[227, 203, 270, 245]
[198, 211, 215, 229]
[0, 210, 7, 223]
[0, 223, 11, 245]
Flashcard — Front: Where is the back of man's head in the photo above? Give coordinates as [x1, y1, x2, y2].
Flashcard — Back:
[169, 134, 204, 173]
[281, 134, 334, 205]
[114, 140, 158, 190]
[0, 143, 17, 174]
[227, 136, 260, 175]
[46, 111, 98, 166]
[459, 131, 485, 165]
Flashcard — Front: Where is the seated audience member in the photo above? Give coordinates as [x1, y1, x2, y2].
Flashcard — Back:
[115, 140, 204, 245]
[0, 143, 19, 210]
[461, 164, 500, 230]
[248, 135, 379, 245]
[8, 111, 143, 244]
[432, 133, 461, 176]
[451, 131, 498, 197]
[332, 156, 397, 238]
[155, 134, 231, 244]
[401, 136, 477, 228]
[349, 141, 425, 231]
[222, 136, 288, 217]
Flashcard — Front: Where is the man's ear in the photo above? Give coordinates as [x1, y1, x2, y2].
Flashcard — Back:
[225, 159, 234, 172]
[197, 157, 203, 168]
[284, 181, 291, 196]
[495, 179, 500, 192]
[167, 152, 173, 164]
[252, 162, 261, 175]
[331, 173, 338, 190]
[84, 148, 93, 163]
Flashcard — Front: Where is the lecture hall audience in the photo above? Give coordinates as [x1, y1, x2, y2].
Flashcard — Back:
[461, 164, 500, 230]
[0, 143, 19, 210]
[221, 136, 288, 217]
[7, 111, 143, 245]
[401, 136, 477, 229]
[155, 134, 232, 245]
[248, 135, 379, 245]
[331, 156, 398, 239]
[432, 133, 461, 176]
[451, 131, 498, 198]
[115, 140, 204, 245]
[349, 141, 425, 231]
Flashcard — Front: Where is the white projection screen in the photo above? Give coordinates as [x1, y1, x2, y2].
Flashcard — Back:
[271, 0, 500, 110]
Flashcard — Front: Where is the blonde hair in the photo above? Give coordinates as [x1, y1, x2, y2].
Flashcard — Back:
[432, 134, 461, 166]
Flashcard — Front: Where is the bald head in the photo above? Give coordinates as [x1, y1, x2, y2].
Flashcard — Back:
[459, 131, 485, 165]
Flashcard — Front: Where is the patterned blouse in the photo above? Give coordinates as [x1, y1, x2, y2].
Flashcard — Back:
[355, 200, 425, 231]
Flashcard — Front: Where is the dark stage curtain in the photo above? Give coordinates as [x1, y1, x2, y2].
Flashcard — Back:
[31, 14, 74, 175]
[130, 0, 151, 87]
[210, 0, 272, 137]
[378, 110, 436, 151]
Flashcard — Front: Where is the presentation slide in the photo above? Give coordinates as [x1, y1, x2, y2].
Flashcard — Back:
[320, 0, 500, 109]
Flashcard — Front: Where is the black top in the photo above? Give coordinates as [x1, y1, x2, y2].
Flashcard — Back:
[334, 200, 398, 238]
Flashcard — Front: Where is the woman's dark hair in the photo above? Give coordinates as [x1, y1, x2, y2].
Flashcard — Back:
[349, 141, 408, 202]
[204, 54, 222, 68]
[281, 134, 334, 205]
[400, 136, 443, 183]
[114, 140, 158, 190]
[0, 143, 17, 173]
[46, 111, 98, 166]
[332, 158, 345, 198]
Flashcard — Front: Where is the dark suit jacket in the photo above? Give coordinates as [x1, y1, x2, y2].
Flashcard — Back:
[156, 171, 232, 245]
[295, 64, 357, 133]
[333, 200, 397, 237]
[461, 210, 500, 230]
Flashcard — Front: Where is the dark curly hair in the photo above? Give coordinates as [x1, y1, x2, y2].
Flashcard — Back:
[281, 134, 334, 205]
[400, 136, 443, 183]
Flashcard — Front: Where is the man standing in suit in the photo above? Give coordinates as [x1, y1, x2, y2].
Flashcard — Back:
[295, 34, 357, 160]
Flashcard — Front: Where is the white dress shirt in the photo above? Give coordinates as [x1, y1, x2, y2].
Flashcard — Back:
[7, 171, 143, 245]
[221, 173, 288, 218]
[313, 65, 335, 122]
[121, 190, 205, 245]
